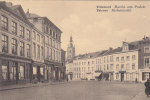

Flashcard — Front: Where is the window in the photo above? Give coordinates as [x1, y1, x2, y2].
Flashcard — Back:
[41, 46, 44, 57]
[53, 40, 55, 47]
[27, 44, 30, 57]
[2, 65, 8, 80]
[132, 55, 136, 60]
[107, 64, 109, 70]
[40, 67, 44, 76]
[126, 63, 130, 70]
[45, 36, 49, 44]
[10, 62, 17, 80]
[110, 64, 113, 70]
[145, 57, 149, 67]
[12, 38, 17, 55]
[20, 25, 24, 38]
[33, 66, 37, 75]
[110, 56, 113, 62]
[104, 57, 106, 63]
[126, 56, 130, 61]
[37, 34, 40, 42]
[2, 35, 8, 53]
[116, 57, 119, 62]
[20, 41, 24, 56]
[121, 64, 124, 70]
[142, 72, 150, 81]
[116, 64, 119, 70]
[33, 31, 36, 40]
[132, 63, 135, 70]
[26, 30, 30, 41]
[46, 47, 49, 59]
[33, 43, 36, 57]
[19, 65, 24, 79]
[116, 73, 119, 79]
[144, 47, 150, 53]
[53, 32, 55, 38]
[121, 57, 124, 62]
[37, 45, 40, 58]
[127, 73, 130, 80]
[12, 21, 17, 34]
[1, 15, 8, 30]
[50, 29, 52, 35]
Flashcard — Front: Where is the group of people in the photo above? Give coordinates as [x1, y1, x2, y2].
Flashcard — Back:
[145, 79, 150, 97]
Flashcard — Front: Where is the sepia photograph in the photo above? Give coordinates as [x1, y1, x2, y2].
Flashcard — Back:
[0, 0, 150, 100]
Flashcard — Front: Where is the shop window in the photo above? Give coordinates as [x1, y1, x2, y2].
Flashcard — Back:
[40, 67, 44, 76]
[10, 62, 17, 80]
[2, 65, 8, 80]
[126, 73, 130, 80]
[116, 73, 119, 79]
[142, 72, 150, 81]
[33, 66, 37, 75]
[19, 65, 24, 79]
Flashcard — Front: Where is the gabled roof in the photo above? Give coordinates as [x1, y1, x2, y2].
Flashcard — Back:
[0, 1, 32, 26]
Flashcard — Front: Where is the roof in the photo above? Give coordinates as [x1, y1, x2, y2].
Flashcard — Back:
[0, 1, 32, 26]
[26, 12, 62, 33]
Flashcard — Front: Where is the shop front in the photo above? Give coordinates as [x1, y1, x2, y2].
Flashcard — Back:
[0, 55, 32, 85]
[32, 62, 45, 83]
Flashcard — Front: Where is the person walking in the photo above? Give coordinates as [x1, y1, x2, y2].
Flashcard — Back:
[145, 79, 150, 97]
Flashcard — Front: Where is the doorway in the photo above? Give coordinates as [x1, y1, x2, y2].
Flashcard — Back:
[121, 73, 124, 81]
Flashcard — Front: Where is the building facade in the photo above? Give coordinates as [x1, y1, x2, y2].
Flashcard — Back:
[0, 2, 33, 85]
[0, 1, 64, 85]
[66, 37, 150, 83]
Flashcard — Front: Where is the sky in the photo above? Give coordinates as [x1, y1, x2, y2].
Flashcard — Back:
[5, 0, 150, 55]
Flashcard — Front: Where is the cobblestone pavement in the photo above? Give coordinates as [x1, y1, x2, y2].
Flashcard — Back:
[0, 81, 148, 100]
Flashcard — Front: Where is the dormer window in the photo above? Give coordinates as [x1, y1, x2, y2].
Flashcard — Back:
[122, 42, 129, 51]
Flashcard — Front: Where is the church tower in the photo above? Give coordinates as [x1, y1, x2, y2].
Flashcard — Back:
[67, 36, 75, 60]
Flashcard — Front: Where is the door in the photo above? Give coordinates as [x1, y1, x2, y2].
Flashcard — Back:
[121, 73, 124, 81]
[37, 66, 40, 82]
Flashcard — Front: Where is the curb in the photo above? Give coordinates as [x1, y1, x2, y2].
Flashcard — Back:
[0, 82, 66, 91]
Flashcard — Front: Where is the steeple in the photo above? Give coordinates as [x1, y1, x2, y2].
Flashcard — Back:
[67, 35, 75, 60]
[70, 35, 73, 42]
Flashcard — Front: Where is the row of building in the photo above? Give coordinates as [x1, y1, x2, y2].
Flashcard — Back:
[0, 1, 66, 85]
[66, 36, 150, 83]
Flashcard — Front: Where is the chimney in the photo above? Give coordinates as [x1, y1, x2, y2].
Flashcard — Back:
[109, 47, 113, 51]
[5, 2, 13, 7]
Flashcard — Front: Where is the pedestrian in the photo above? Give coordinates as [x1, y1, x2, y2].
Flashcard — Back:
[145, 79, 150, 97]
[66, 77, 68, 82]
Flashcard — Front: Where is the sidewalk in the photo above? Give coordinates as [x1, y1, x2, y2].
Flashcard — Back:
[0, 81, 66, 91]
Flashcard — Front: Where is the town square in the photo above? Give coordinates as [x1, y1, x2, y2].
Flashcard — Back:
[0, 0, 150, 100]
